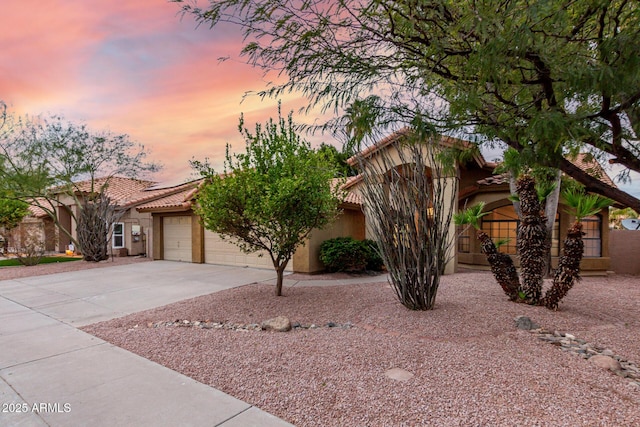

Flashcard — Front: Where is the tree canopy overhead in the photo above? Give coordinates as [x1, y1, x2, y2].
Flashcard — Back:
[175, 0, 640, 210]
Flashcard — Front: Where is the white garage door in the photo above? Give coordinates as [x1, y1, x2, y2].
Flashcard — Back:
[163, 216, 192, 262]
[204, 230, 292, 271]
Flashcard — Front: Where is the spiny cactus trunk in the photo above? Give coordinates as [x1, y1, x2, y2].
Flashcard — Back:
[542, 222, 584, 310]
[478, 231, 520, 301]
[77, 194, 115, 262]
[516, 175, 548, 304]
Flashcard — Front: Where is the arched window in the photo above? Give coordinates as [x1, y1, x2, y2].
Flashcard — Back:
[481, 204, 560, 256]
[481, 205, 519, 254]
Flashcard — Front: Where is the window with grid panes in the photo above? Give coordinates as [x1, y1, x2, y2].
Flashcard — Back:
[481, 204, 560, 256]
[458, 226, 470, 253]
[581, 215, 602, 257]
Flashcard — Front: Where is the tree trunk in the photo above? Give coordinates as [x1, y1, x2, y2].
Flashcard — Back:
[477, 231, 520, 301]
[275, 265, 285, 296]
[543, 170, 563, 277]
[541, 222, 584, 310]
[516, 175, 548, 303]
[508, 174, 522, 218]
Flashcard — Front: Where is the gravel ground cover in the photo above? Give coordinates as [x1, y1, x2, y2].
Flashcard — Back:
[83, 270, 640, 426]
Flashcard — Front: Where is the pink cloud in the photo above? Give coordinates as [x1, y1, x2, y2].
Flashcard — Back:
[1, 0, 339, 185]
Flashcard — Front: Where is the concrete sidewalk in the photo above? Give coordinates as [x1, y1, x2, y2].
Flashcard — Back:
[0, 261, 294, 427]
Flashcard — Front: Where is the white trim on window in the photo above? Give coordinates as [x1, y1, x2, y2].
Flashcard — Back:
[112, 222, 125, 249]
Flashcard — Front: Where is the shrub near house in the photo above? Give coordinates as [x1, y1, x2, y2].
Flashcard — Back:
[320, 237, 383, 272]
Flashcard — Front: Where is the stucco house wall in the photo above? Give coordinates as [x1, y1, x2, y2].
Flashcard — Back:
[292, 207, 366, 273]
[113, 209, 153, 256]
[609, 230, 640, 275]
[457, 188, 612, 273]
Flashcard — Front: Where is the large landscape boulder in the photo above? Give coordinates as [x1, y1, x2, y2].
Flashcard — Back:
[261, 316, 292, 332]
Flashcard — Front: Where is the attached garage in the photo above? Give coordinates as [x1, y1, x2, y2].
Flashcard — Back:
[139, 180, 365, 273]
[163, 216, 192, 262]
[204, 230, 292, 271]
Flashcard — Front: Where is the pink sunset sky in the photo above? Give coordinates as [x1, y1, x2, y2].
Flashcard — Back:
[2, 0, 639, 198]
[1, 0, 324, 185]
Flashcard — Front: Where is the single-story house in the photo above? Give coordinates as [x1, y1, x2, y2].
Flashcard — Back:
[137, 129, 616, 274]
[20, 177, 201, 258]
[456, 152, 615, 273]
[19, 130, 617, 274]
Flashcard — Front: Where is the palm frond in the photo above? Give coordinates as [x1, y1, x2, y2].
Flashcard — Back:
[454, 202, 488, 230]
[562, 188, 613, 221]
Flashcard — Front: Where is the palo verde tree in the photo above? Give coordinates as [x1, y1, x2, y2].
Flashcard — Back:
[192, 107, 342, 296]
[0, 104, 159, 261]
[174, 0, 640, 211]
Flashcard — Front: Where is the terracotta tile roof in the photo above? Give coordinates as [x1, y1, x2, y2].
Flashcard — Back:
[68, 176, 201, 208]
[342, 174, 363, 190]
[69, 176, 156, 204]
[138, 177, 361, 212]
[136, 186, 198, 212]
[346, 128, 413, 165]
[477, 154, 615, 189]
[26, 178, 202, 218]
[332, 178, 362, 206]
[572, 153, 616, 188]
[346, 127, 487, 168]
[477, 173, 509, 187]
[27, 202, 49, 218]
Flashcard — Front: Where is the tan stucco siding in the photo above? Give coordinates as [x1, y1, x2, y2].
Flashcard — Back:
[293, 208, 366, 273]
[115, 209, 153, 256]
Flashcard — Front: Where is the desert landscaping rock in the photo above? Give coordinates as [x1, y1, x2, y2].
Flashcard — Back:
[526, 320, 640, 387]
[590, 355, 622, 372]
[148, 318, 353, 332]
[514, 315, 539, 330]
[261, 316, 292, 332]
[384, 368, 414, 382]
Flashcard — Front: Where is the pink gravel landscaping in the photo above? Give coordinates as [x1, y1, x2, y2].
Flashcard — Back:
[82, 270, 640, 426]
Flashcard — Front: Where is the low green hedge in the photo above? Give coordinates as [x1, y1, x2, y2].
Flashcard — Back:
[319, 237, 384, 272]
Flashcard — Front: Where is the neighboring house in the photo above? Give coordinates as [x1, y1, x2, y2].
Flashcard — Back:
[23, 177, 201, 258]
[3, 204, 55, 254]
[142, 129, 618, 274]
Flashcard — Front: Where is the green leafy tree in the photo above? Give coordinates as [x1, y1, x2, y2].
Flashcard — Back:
[0, 105, 159, 261]
[174, 0, 640, 211]
[0, 196, 29, 253]
[317, 143, 357, 177]
[192, 108, 342, 296]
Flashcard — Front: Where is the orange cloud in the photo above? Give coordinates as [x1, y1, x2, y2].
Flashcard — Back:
[0, 0, 339, 185]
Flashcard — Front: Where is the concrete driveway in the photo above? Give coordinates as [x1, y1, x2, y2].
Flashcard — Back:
[0, 261, 293, 427]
